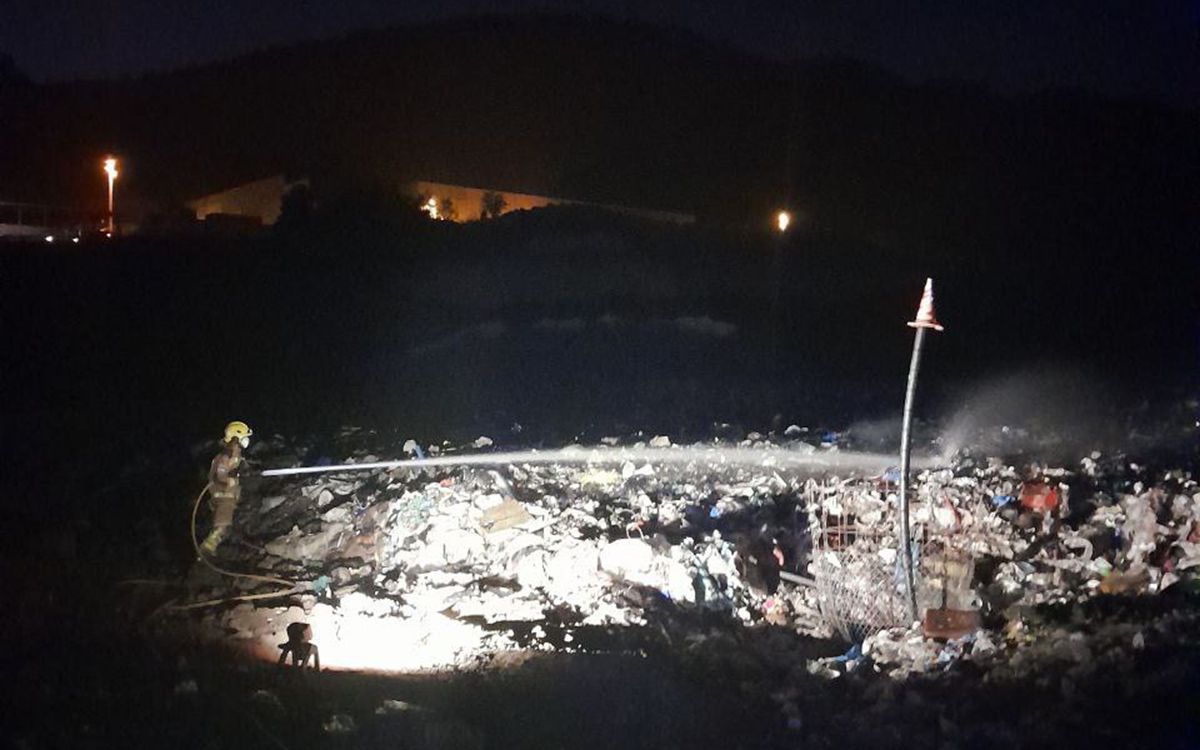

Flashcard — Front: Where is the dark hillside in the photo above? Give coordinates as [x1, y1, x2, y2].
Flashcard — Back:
[1, 15, 1194, 271]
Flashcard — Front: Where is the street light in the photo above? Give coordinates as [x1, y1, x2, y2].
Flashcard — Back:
[776, 210, 791, 232]
[103, 157, 119, 234]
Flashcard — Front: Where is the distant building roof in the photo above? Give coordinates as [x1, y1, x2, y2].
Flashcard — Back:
[404, 180, 695, 225]
[188, 175, 308, 226]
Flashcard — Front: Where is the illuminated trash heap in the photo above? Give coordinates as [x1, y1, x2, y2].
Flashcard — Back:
[176, 422, 1200, 678]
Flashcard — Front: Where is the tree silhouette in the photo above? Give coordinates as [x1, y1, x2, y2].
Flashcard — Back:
[480, 191, 507, 220]
[276, 183, 314, 229]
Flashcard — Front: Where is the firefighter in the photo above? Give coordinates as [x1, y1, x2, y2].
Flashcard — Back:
[200, 421, 252, 555]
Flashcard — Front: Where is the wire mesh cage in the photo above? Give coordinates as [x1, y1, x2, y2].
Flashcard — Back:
[806, 479, 910, 642]
[805, 476, 988, 643]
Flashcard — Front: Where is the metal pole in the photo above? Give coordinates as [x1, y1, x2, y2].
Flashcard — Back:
[898, 325, 926, 622]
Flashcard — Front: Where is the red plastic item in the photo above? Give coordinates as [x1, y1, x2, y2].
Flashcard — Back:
[1019, 481, 1059, 512]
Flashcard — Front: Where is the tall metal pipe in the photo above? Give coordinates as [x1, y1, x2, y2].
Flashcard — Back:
[898, 326, 925, 621]
[897, 277, 943, 623]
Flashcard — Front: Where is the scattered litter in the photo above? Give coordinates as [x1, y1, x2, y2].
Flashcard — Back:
[323, 714, 357, 735]
[1019, 480, 1059, 512]
[173, 679, 198, 696]
[171, 425, 1198, 697]
[376, 699, 427, 715]
[403, 439, 425, 459]
[480, 498, 533, 533]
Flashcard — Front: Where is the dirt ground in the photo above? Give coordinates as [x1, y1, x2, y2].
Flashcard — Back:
[7, 565, 1199, 750]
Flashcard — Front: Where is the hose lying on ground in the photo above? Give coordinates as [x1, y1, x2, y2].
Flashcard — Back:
[167, 483, 301, 610]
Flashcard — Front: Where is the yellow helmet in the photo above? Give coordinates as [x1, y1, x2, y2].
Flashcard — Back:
[223, 421, 253, 444]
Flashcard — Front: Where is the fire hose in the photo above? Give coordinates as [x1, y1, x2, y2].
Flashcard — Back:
[167, 483, 303, 610]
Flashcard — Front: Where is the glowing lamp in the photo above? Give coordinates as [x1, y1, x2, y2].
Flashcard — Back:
[103, 156, 120, 234]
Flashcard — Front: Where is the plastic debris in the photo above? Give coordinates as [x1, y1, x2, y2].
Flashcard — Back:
[1018, 480, 1059, 512]
[168, 423, 1198, 695]
[323, 714, 357, 734]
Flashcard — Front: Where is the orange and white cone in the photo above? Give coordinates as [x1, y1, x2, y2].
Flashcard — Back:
[907, 277, 944, 331]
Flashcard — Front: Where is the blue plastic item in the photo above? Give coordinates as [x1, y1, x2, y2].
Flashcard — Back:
[833, 643, 862, 662]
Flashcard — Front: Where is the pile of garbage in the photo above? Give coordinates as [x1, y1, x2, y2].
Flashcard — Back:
[171, 424, 1199, 692]
[182, 431, 849, 670]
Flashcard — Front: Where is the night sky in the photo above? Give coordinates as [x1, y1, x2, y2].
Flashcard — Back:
[3, 0, 1197, 104]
